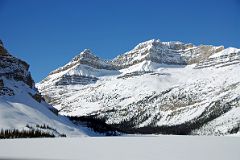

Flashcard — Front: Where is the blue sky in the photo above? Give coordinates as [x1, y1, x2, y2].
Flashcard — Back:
[0, 0, 239, 82]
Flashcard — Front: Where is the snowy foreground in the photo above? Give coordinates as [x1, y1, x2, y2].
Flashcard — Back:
[0, 136, 240, 160]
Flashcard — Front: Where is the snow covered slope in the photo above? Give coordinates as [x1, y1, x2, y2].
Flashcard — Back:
[0, 40, 96, 137]
[38, 39, 240, 135]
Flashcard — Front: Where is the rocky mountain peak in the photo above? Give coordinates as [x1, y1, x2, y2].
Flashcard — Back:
[70, 49, 117, 70]
[80, 49, 93, 56]
[132, 39, 194, 52]
[0, 40, 9, 56]
[133, 39, 160, 50]
[0, 39, 3, 46]
[0, 40, 34, 88]
[48, 48, 117, 80]
[112, 39, 225, 67]
[72, 49, 101, 63]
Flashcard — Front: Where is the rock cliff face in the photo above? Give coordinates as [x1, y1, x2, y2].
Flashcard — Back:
[0, 41, 34, 88]
[0, 40, 9, 56]
[112, 39, 224, 67]
[38, 39, 240, 136]
[49, 49, 117, 76]
[40, 49, 120, 88]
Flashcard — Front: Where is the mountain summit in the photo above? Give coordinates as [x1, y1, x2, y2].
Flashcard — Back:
[113, 39, 224, 67]
[0, 40, 9, 56]
[38, 39, 240, 136]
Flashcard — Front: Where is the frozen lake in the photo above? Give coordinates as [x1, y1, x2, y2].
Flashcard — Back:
[0, 136, 240, 160]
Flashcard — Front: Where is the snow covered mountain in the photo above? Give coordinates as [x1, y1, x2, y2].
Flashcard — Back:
[0, 40, 97, 138]
[37, 39, 240, 136]
[113, 39, 224, 66]
[40, 49, 119, 88]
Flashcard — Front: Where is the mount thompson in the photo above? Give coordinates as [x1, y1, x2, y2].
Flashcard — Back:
[37, 39, 240, 135]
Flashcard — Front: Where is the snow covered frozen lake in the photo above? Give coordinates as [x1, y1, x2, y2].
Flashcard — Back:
[0, 136, 240, 160]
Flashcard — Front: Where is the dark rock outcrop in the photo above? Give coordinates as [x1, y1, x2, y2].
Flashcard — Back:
[55, 75, 98, 86]
[0, 40, 34, 88]
[0, 40, 8, 56]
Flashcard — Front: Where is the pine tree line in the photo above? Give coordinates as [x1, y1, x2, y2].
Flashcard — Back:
[27, 124, 67, 137]
[36, 124, 53, 130]
[0, 129, 55, 139]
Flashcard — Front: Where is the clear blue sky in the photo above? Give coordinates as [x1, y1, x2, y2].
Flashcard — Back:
[0, 0, 239, 82]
